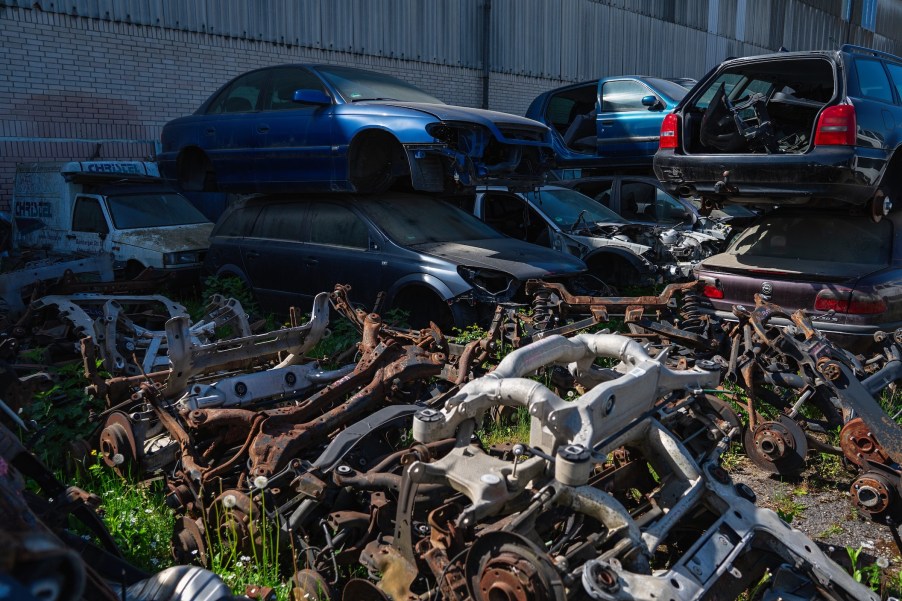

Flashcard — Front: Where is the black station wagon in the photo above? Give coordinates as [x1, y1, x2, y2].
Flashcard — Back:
[655, 45, 902, 220]
[204, 193, 588, 329]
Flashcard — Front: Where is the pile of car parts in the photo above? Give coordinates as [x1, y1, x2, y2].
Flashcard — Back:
[275, 331, 876, 600]
[0, 418, 254, 601]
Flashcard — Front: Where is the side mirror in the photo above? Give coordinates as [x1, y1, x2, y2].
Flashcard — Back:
[293, 89, 332, 105]
[642, 95, 662, 110]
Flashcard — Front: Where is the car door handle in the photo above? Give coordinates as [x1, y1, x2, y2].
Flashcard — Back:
[600, 120, 615, 125]
[205, 127, 216, 135]
[66, 234, 77, 240]
[246, 250, 260, 259]
[257, 124, 270, 133]
[303, 258, 319, 267]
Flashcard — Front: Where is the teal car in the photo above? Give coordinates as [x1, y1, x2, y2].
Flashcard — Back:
[526, 76, 693, 172]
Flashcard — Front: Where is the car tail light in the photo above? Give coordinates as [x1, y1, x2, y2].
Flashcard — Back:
[659, 113, 679, 149]
[814, 104, 856, 146]
[702, 284, 724, 299]
[814, 288, 886, 314]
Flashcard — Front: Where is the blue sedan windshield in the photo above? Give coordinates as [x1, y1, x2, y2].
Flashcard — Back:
[316, 66, 444, 104]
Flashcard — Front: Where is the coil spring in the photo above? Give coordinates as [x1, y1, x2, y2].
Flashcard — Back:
[531, 289, 558, 332]
[678, 292, 712, 334]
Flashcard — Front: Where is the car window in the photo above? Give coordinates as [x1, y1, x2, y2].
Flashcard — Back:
[601, 80, 651, 112]
[644, 78, 689, 101]
[308, 202, 369, 249]
[730, 214, 891, 265]
[359, 196, 504, 245]
[267, 67, 328, 111]
[206, 70, 267, 114]
[106, 193, 210, 229]
[694, 73, 744, 109]
[855, 59, 894, 102]
[652, 189, 689, 223]
[523, 188, 627, 227]
[72, 197, 108, 234]
[214, 206, 259, 237]
[578, 181, 614, 207]
[316, 66, 443, 104]
[619, 182, 657, 221]
[884, 62, 902, 102]
[250, 203, 308, 241]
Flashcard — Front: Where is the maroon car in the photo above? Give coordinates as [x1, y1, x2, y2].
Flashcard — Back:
[696, 209, 902, 352]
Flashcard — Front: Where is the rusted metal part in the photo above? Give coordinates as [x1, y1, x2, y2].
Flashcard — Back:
[247, 344, 445, 478]
[851, 471, 897, 516]
[524, 279, 702, 317]
[742, 416, 808, 475]
[841, 417, 893, 468]
[164, 292, 330, 395]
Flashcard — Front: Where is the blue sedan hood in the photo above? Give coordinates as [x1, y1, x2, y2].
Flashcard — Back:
[413, 238, 585, 278]
[375, 102, 550, 131]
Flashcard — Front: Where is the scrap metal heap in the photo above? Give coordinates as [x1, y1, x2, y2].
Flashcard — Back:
[286, 332, 875, 600]
[0, 418, 254, 601]
[6, 280, 902, 599]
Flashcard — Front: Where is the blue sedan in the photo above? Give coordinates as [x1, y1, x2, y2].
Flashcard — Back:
[159, 64, 553, 194]
[526, 76, 693, 172]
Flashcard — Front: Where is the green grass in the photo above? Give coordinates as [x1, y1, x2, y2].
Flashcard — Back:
[76, 458, 176, 572]
[773, 484, 806, 524]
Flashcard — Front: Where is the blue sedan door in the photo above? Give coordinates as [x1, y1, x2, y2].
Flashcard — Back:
[598, 79, 665, 160]
[255, 67, 335, 189]
[199, 70, 267, 187]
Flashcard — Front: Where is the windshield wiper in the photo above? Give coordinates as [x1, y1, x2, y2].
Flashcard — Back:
[349, 97, 399, 102]
[569, 209, 589, 233]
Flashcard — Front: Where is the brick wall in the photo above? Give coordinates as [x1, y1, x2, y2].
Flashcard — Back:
[0, 5, 561, 208]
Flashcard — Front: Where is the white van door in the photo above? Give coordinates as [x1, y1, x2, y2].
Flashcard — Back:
[70, 195, 114, 257]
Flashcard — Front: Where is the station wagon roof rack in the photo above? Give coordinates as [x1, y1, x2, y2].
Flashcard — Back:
[840, 44, 902, 64]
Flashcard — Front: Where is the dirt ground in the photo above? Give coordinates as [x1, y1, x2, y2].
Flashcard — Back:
[727, 451, 901, 595]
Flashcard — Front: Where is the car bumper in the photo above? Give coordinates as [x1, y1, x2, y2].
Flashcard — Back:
[654, 146, 885, 205]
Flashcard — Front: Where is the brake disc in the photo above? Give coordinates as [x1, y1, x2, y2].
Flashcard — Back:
[743, 415, 808, 475]
[98, 411, 139, 479]
[465, 531, 565, 601]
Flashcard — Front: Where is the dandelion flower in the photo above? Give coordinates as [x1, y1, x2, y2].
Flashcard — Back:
[222, 494, 237, 509]
[253, 475, 269, 489]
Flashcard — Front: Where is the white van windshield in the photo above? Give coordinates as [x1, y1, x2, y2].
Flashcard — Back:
[107, 193, 210, 229]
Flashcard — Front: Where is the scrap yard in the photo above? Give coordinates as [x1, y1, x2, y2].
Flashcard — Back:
[3, 1, 902, 600]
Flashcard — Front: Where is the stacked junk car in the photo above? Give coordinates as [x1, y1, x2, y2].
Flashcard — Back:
[5, 42, 902, 601]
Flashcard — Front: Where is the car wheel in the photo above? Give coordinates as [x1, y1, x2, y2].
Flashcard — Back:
[178, 150, 217, 192]
[588, 256, 640, 292]
[392, 287, 453, 332]
[349, 134, 398, 194]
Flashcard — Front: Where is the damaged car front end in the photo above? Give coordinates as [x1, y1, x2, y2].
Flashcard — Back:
[468, 186, 719, 289]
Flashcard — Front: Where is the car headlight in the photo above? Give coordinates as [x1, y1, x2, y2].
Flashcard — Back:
[457, 266, 517, 297]
[163, 251, 202, 266]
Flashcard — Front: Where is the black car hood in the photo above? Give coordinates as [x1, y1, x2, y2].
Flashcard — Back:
[413, 238, 585, 279]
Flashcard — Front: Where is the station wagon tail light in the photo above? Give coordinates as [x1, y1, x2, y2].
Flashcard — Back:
[814, 288, 886, 314]
[814, 104, 856, 146]
[659, 114, 679, 149]
[702, 283, 723, 299]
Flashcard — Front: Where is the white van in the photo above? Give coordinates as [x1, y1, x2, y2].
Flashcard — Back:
[13, 161, 213, 280]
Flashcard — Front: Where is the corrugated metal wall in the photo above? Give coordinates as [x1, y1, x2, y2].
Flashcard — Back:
[4, 0, 901, 82]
